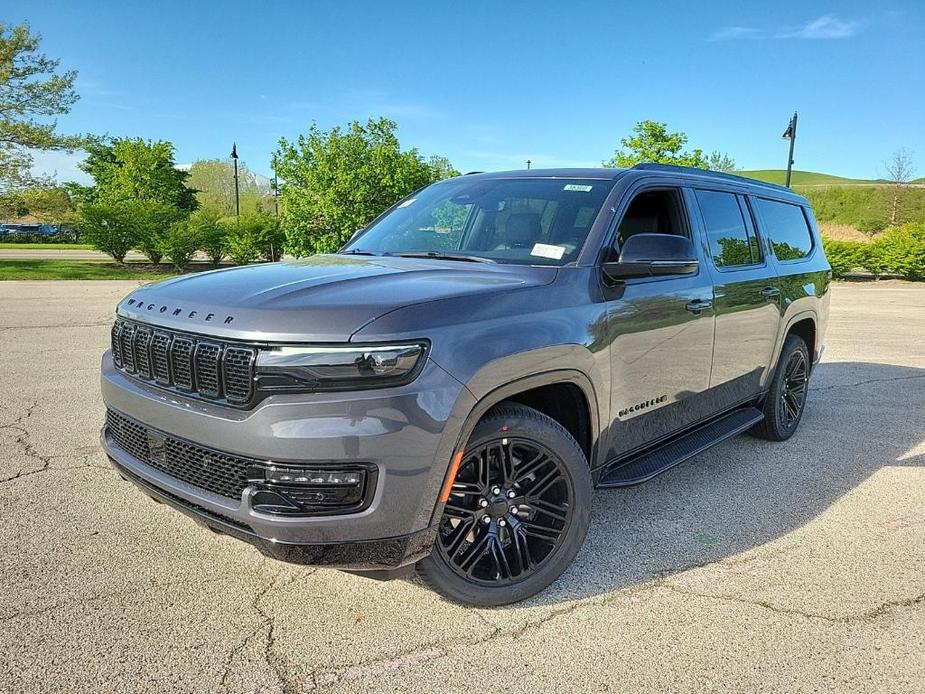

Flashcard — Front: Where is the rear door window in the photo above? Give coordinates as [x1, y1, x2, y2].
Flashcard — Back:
[695, 190, 760, 267]
[754, 198, 813, 261]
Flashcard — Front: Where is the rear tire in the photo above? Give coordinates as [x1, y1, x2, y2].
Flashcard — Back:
[418, 403, 592, 606]
[752, 334, 811, 441]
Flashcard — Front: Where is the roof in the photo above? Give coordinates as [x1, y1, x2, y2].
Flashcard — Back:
[459, 164, 806, 202]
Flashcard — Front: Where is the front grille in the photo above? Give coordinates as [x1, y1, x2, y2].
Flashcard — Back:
[106, 409, 253, 500]
[110, 318, 255, 406]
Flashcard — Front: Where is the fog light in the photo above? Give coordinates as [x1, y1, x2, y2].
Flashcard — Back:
[246, 464, 374, 516]
[266, 467, 362, 486]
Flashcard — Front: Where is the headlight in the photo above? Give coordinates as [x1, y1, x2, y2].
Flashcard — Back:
[255, 343, 427, 392]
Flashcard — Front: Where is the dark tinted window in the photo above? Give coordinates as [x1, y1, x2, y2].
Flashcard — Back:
[696, 190, 760, 267]
[755, 198, 813, 260]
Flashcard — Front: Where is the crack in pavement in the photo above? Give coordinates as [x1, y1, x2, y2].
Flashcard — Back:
[812, 373, 925, 393]
[219, 566, 314, 694]
[658, 584, 925, 625]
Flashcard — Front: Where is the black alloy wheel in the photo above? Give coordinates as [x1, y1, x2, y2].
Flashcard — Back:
[752, 334, 811, 441]
[437, 437, 571, 585]
[779, 349, 809, 428]
[418, 404, 592, 606]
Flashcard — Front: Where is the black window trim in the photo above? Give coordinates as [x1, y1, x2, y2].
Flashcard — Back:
[692, 187, 767, 273]
[750, 194, 816, 264]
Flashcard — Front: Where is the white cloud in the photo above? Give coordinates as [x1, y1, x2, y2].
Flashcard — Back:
[708, 14, 862, 42]
[28, 149, 91, 185]
[777, 14, 862, 39]
[708, 26, 762, 42]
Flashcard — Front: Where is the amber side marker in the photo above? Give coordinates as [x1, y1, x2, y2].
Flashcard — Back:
[439, 451, 465, 503]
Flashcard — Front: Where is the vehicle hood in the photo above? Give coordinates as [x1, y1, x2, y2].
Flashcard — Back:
[116, 254, 557, 342]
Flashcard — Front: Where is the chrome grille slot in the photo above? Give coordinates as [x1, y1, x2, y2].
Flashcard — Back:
[151, 331, 172, 384]
[133, 327, 153, 379]
[171, 337, 195, 390]
[194, 342, 222, 398]
[222, 347, 255, 405]
[120, 323, 137, 373]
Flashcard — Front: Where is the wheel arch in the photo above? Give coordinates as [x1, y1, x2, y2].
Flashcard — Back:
[428, 368, 600, 527]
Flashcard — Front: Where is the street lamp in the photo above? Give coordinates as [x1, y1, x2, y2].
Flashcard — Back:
[782, 112, 798, 188]
[230, 143, 240, 217]
[271, 154, 279, 217]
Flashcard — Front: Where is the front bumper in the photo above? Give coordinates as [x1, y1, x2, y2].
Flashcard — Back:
[101, 351, 475, 567]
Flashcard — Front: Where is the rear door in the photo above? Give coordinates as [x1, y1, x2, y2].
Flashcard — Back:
[690, 188, 782, 405]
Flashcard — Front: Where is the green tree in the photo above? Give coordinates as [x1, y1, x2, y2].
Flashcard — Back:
[77, 202, 137, 263]
[187, 159, 263, 216]
[0, 23, 92, 191]
[188, 209, 225, 267]
[707, 151, 737, 173]
[275, 117, 447, 256]
[79, 137, 197, 211]
[427, 155, 460, 181]
[604, 120, 719, 169]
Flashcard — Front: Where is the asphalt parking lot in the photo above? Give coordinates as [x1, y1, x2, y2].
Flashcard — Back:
[1, 280, 923, 693]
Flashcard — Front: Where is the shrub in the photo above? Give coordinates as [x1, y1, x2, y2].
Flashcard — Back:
[869, 224, 925, 280]
[857, 217, 887, 235]
[188, 210, 225, 267]
[77, 203, 137, 263]
[221, 213, 284, 265]
[127, 200, 185, 265]
[158, 220, 201, 271]
[821, 237, 868, 279]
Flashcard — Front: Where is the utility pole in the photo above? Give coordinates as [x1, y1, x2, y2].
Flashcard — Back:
[526, 159, 531, 170]
[230, 143, 240, 217]
[782, 112, 798, 188]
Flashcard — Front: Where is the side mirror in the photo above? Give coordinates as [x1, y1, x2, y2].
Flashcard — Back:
[602, 233, 699, 280]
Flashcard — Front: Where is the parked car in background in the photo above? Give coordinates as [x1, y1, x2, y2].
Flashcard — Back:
[101, 164, 831, 605]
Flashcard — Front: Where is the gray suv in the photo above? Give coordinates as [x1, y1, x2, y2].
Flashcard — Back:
[101, 164, 831, 605]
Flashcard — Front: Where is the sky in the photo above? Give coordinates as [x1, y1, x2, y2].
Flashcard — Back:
[8, 0, 925, 184]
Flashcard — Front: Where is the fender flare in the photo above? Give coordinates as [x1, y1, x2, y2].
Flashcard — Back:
[768, 310, 818, 379]
[426, 368, 600, 527]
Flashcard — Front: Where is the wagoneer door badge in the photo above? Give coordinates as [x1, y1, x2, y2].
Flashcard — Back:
[619, 394, 668, 419]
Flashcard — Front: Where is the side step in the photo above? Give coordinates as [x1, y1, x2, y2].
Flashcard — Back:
[597, 407, 764, 488]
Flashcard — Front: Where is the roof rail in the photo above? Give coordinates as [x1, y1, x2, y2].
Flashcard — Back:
[464, 171, 484, 175]
[631, 163, 794, 193]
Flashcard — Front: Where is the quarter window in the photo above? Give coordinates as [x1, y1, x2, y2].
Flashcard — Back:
[754, 198, 813, 261]
[696, 190, 760, 267]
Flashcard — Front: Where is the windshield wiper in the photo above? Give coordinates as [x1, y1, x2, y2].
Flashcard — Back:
[389, 251, 496, 264]
[339, 248, 380, 256]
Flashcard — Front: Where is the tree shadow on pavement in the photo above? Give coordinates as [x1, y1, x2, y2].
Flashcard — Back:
[522, 361, 925, 607]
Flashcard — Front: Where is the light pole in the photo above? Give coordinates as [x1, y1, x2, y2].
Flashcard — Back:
[782, 112, 798, 188]
[230, 143, 240, 217]
[271, 154, 279, 217]
[526, 159, 531, 170]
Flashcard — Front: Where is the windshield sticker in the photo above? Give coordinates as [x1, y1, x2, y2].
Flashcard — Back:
[563, 184, 593, 192]
[531, 243, 566, 260]
[398, 198, 416, 208]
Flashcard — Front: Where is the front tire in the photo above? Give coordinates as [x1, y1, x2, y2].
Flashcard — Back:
[418, 404, 592, 606]
[752, 334, 811, 441]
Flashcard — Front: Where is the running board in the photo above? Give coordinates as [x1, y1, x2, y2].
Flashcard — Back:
[597, 407, 764, 488]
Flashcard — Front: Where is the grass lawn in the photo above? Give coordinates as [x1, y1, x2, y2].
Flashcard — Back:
[0, 243, 95, 250]
[737, 169, 882, 186]
[0, 259, 180, 280]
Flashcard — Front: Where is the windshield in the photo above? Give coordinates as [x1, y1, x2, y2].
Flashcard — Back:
[342, 177, 614, 265]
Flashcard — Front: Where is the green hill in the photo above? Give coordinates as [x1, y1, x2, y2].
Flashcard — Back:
[737, 170, 882, 186]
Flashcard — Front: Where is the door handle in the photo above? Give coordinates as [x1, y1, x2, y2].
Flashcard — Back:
[761, 287, 781, 299]
[685, 299, 713, 314]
